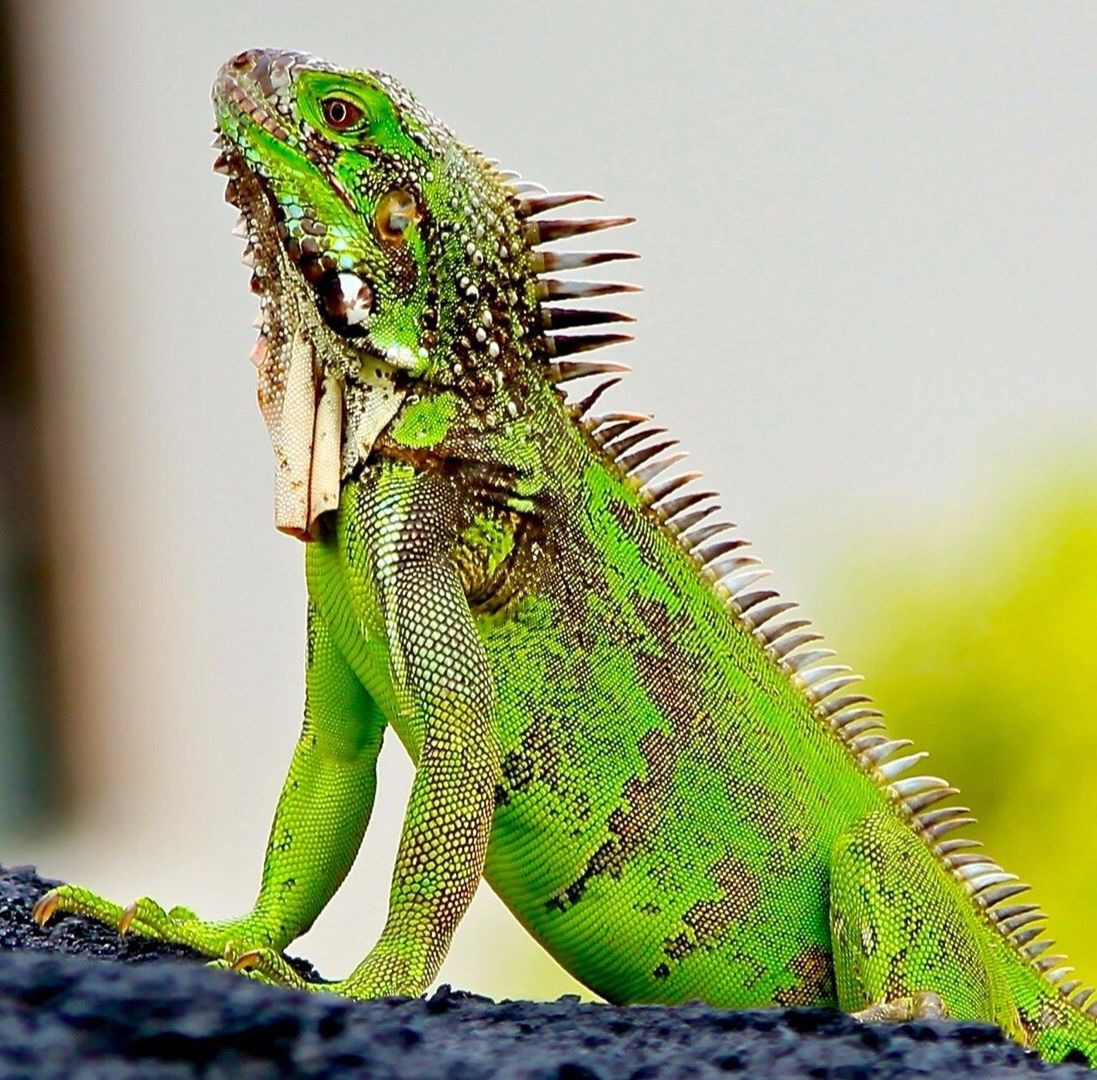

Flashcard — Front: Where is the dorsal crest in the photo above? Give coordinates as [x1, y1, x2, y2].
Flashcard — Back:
[497, 172, 640, 370]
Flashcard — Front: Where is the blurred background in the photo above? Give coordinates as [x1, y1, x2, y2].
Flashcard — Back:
[1, 1, 1094, 999]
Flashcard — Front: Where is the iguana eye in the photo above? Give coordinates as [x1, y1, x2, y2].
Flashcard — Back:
[321, 97, 364, 131]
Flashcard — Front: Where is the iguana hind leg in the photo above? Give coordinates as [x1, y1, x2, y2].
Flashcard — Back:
[34, 599, 385, 962]
[829, 808, 1021, 1038]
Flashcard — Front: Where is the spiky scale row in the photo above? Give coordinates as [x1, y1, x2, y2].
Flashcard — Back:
[641, 471, 704, 508]
[744, 598, 796, 627]
[757, 618, 812, 647]
[680, 520, 734, 550]
[604, 424, 667, 456]
[509, 180, 640, 363]
[566, 383, 1097, 1019]
[636, 458, 689, 491]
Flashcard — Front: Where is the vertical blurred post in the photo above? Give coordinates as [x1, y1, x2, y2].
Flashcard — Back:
[0, 0, 58, 831]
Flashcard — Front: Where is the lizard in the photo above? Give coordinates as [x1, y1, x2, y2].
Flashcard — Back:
[32, 47, 1097, 1066]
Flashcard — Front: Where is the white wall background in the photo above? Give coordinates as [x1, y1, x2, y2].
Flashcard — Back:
[4, 1, 1095, 998]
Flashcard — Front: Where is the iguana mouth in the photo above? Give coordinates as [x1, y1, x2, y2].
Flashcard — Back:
[215, 142, 378, 351]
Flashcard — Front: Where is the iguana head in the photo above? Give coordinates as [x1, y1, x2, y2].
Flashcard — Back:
[213, 48, 636, 538]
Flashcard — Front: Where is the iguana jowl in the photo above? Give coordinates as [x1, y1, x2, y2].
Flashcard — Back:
[33, 47, 1097, 1066]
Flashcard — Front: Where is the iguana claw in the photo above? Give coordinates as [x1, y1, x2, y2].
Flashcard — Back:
[231, 950, 262, 973]
[117, 901, 139, 937]
[31, 890, 59, 928]
[230, 947, 313, 991]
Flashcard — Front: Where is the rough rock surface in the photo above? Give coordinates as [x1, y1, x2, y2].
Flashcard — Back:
[0, 865, 1089, 1078]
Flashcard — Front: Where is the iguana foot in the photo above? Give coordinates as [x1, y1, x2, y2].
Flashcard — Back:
[230, 945, 420, 999]
[851, 990, 948, 1023]
[32, 885, 285, 961]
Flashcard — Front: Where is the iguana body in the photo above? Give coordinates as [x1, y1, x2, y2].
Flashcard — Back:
[34, 48, 1097, 1066]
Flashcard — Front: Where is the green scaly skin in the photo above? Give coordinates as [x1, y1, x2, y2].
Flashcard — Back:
[33, 48, 1097, 1066]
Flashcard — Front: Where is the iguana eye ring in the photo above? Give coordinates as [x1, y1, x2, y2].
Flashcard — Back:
[321, 97, 363, 131]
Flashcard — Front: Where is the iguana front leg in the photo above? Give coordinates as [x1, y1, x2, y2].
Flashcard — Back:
[239, 530, 501, 998]
[34, 599, 384, 960]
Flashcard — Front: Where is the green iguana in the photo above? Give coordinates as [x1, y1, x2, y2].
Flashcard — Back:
[33, 47, 1097, 1066]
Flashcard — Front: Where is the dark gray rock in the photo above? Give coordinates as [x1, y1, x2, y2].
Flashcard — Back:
[0, 865, 1089, 1078]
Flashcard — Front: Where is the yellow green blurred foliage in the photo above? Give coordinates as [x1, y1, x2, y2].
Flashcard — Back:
[821, 456, 1097, 984]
